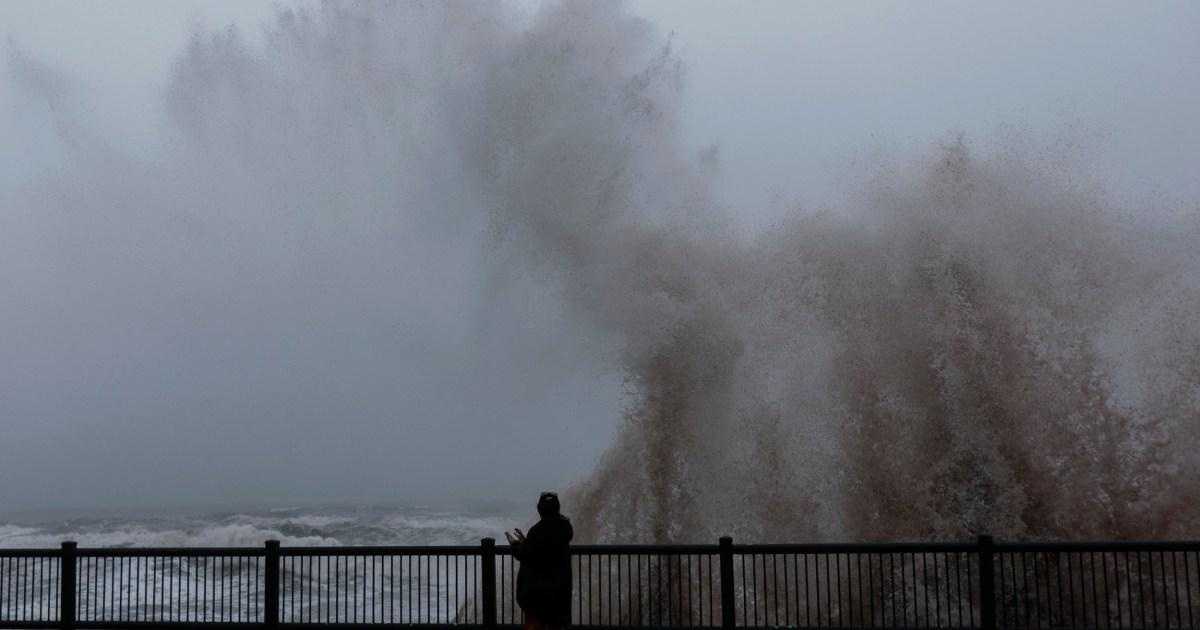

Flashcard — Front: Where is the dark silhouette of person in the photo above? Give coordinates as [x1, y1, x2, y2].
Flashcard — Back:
[506, 491, 573, 630]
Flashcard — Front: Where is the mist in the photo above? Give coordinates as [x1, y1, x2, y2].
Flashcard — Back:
[2, 1, 1198, 542]
[2, 2, 624, 513]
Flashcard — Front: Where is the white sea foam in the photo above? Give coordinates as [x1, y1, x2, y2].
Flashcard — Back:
[0, 507, 512, 549]
[0, 507, 510, 623]
[0, 524, 43, 546]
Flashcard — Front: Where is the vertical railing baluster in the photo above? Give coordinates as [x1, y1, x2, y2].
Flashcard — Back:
[979, 535, 996, 630]
[719, 537, 734, 630]
[1184, 549, 1194, 630]
[481, 538, 496, 630]
[60, 542, 76, 630]
[264, 541, 279, 629]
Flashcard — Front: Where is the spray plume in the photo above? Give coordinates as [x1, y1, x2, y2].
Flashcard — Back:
[4, 1, 1197, 542]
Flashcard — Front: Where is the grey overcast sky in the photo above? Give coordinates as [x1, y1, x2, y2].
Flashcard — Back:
[1, 1, 1197, 515]
[6, 1, 1198, 215]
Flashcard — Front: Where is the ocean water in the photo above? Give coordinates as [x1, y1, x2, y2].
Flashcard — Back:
[0, 505, 522, 549]
[0, 506, 530, 624]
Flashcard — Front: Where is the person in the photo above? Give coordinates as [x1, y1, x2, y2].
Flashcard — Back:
[506, 491, 573, 630]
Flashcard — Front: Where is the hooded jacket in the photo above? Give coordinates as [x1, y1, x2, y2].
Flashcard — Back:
[514, 513, 574, 625]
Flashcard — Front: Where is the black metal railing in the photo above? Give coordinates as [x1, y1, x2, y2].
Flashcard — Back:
[74, 547, 265, 626]
[730, 543, 982, 628]
[1, 536, 1198, 629]
[0, 548, 61, 627]
[992, 541, 1200, 629]
[552, 545, 721, 628]
[278, 546, 481, 625]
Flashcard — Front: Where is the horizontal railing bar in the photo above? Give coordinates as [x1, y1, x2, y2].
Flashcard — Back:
[732, 541, 977, 553]
[559, 544, 720, 554]
[281, 545, 480, 556]
[287, 543, 721, 555]
[0, 548, 62, 557]
[280, 625, 491, 630]
[996, 539, 1200, 552]
[37, 624, 981, 630]
[565, 626, 723, 630]
[76, 548, 265, 557]
[15, 626, 729, 630]
[531, 627, 721, 630]
[74, 623, 265, 630]
[506, 626, 716, 630]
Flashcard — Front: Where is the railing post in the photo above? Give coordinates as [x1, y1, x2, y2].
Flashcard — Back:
[60, 541, 76, 630]
[719, 536, 735, 629]
[481, 537, 497, 630]
[264, 540, 280, 628]
[978, 534, 996, 630]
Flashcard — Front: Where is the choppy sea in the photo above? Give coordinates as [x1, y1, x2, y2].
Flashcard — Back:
[0, 505, 523, 549]
[0, 505, 531, 624]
